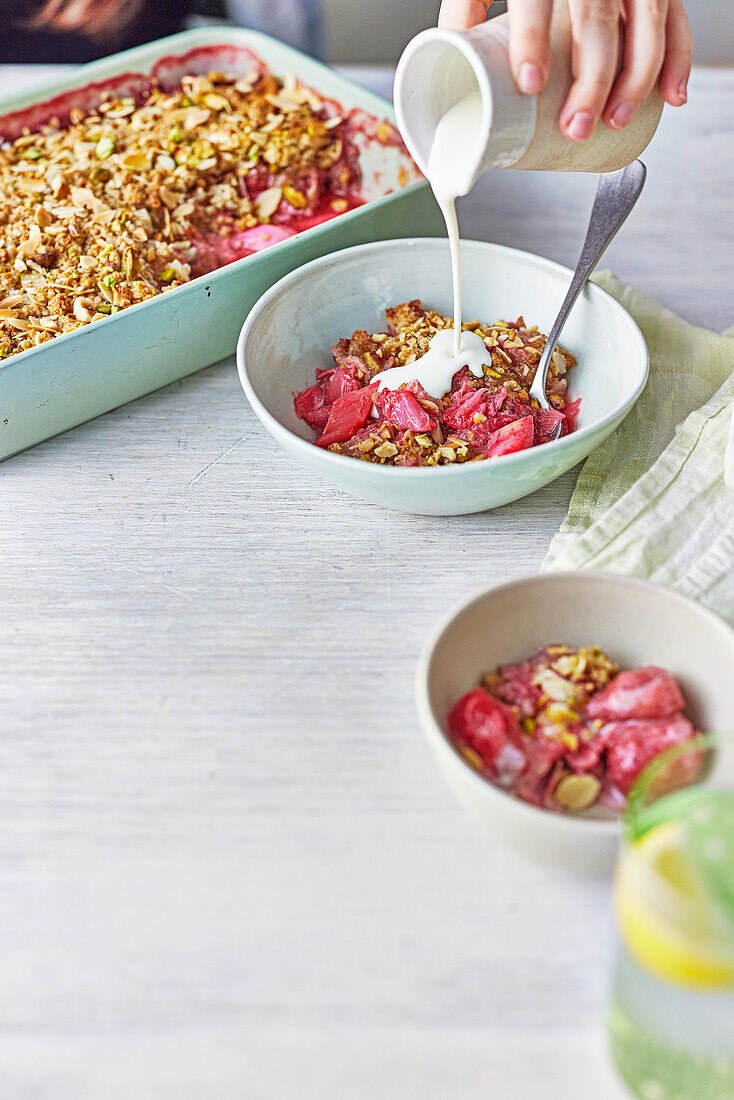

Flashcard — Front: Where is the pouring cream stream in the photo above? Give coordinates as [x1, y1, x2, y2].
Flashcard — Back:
[375, 91, 490, 399]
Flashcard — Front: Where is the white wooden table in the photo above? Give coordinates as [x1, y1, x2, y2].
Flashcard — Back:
[1, 62, 733, 1100]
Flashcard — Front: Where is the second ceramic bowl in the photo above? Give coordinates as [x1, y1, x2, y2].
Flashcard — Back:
[237, 238, 649, 516]
[416, 572, 734, 870]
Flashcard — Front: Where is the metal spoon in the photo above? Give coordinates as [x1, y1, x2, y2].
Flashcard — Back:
[529, 159, 647, 440]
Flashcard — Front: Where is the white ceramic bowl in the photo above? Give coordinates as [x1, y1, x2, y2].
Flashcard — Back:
[416, 572, 734, 870]
[237, 238, 649, 516]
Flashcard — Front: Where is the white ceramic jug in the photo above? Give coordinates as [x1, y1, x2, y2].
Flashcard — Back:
[394, 5, 664, 185]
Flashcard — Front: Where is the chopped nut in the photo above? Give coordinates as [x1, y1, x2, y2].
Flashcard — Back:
[458, 745, 484, 771]
[204, 93, 230, 111]
[73, 297, 94, 323]
[120, 152, 150, 171]
[283, 185, 307, 209]
[18, 223, 43, 259]
[254, 186, 282, 220]
[158, 186, 180, 210]
[554, 773, 602, 812]
[95, 134, 115, 159]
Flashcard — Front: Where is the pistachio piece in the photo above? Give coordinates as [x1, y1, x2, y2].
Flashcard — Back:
[95, 134, 115, 160]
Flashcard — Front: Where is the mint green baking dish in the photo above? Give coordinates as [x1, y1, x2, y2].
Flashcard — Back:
[0, 27, 442, 461]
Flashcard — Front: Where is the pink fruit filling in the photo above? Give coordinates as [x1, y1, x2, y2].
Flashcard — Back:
[448, 646, 703, 815]
[293, 300, 579, 466]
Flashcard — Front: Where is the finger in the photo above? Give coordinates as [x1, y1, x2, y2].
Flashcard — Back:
[561, 0, 623, 142]
[659, 0, 693, 106]
[438, 1, 494, 30]
[508, 0, 553, 94]
[603, 0, 668, 130]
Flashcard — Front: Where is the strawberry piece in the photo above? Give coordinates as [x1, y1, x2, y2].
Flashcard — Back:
[316, 383, 378, 448]
[534, 406, 565, 443]
[448, 688, 525, 781]
[564, 725, 611, 772]
[486, 415, 534, 457]
[588, 667, 685, 722]
[604, 714, 698, 794]
[562, 397, 581, 433]
[490, 663, 542, 718]
[444, 386, 489, 430]
[378, 388, 436, 431]
[513, 736, 567, 806]
[319, 365, 360, 404]
[444, 384, 508, 431]
[293, 383, 329, 431]
[405, 379, 442, 418]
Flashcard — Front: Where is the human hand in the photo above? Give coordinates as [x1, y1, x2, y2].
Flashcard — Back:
[437, 0, 692, 141]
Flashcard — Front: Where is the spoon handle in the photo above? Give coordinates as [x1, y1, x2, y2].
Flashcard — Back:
[530, 160, 647, 406]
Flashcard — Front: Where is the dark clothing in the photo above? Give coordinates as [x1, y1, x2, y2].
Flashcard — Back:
[3, 0, 205, 63]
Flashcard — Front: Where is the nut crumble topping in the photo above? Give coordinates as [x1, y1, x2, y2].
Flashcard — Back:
[0, 67, 362, 359]
[294, 299, 579, 466]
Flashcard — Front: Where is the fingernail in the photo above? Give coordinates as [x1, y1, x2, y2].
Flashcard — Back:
[564, 111, 594, 141]
[518, 62, 543, 95]
[677, 78, 688, 103]
[609, 101, 635, 130]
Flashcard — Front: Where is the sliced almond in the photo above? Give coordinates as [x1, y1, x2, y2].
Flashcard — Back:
[158, 185, 179, 209]
[70, 186, 109, 214]
[207, 128, 234, 145]
[554, 774, 602, 813]
[18, 223, 43, 259]
[458, 745, 484, 772]
[73, 297, 94, 324]
[235, 70, 260, 93]
[104, 100, 136, 119]
[254, 186, 282, 220]
[183, 107, 211, 131]
[203, 93, 230, 112]
[266, 92, 301, 113]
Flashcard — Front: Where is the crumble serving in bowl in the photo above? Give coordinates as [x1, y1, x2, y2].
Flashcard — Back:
[448, 645, 704, 816]
[238, 238, 649, 515]
[416, 571, 734, 867]
[293, 299, 580, 464]
[0, 62, 386, 360]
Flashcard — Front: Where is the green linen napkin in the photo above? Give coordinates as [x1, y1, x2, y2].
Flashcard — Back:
[543, 272, 734, 622]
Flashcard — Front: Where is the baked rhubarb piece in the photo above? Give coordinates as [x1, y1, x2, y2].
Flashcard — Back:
[293, 300, 579, 465]
[448, 646, 703, 814]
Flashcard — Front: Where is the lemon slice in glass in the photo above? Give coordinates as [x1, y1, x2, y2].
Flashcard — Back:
[615, 818, 734, 990]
